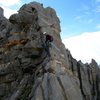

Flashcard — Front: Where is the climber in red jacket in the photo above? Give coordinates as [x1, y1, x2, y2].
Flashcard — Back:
[43, 32, 53, 57]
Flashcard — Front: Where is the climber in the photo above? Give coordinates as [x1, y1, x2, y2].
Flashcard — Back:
[43, 32, 53, 57]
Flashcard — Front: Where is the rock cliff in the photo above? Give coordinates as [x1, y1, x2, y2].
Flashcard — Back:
[0, 2, 100, 100]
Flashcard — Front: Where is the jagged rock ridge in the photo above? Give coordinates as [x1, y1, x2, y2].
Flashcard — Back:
[0, 2, 100, 100]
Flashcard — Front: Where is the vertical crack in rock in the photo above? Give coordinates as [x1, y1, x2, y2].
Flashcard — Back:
[77, 62, 86, 99]
[57, 76, 68, 100]
[96, 74, 100, 100]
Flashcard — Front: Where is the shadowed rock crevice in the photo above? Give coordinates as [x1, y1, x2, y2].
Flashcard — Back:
[96, 74, 100, 100]
[77, 62, 86, 99]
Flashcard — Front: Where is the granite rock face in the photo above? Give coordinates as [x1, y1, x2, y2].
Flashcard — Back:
[0, 2, 100, 100]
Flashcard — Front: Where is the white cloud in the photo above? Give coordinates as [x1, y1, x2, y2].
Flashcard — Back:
[0, 0, 21, 18]
[63, 31, 100, 64]
[1, 6, 17, 18]
[75, 17, 93, 24]
[96, 24, 100, 30]
[94, 5, 100, 12]
[0, 0, 21, 7]
[96, 0, 100, 3]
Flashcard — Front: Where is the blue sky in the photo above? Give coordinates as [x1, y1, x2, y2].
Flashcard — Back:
[0, 0, 100, 64]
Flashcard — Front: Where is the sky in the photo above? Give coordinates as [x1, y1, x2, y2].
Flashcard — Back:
[0, 0, 100, 64]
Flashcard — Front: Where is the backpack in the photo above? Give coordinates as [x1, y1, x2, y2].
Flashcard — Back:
[46, 34, 53, 42]
[49, 35, 53, 42]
